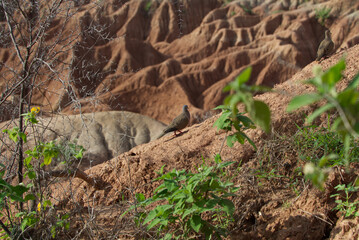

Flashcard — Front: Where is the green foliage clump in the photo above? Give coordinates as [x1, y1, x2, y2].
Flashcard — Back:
[0, 108, 84, 238]
[331, 183, 359, 218]
[124, 155, 238, 239]
[214, 67, 271, 149]
[214, 106, 256, 148]
[288, 59, 359, 165]
[288, 59, 359, 210]
[144, 1, 152, 12]
[315, 7, 331, 26]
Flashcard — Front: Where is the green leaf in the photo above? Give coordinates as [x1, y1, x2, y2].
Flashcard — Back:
[242, 132, 257, 150]
[209, 179, 220, 189]
[175, 188, 188, 201]
[136, 193, 146, 203]
[24, 194, 36, 201]
[338, 89, 359, 107]
[346, 72, 359, 89]
[158, 165, 166, 175]
[143, 209, 158, 225]
[189, 215, 202, 233]
[223, 85, 232, 92]
[249, 100, 271, 133]
[74, 148, 84, 159]
[24, 156, 33, 166]
[213, 105, 227, 110]
[182, 208, 197, 219]
[237, 115, 254, 128]
[18, 132, 27, 143]
[343, 134, 351, 164]
[219, 199, 235, 215]
[321, 59, 345, 88]
[306, 103, 335, 124]
[11, 185, 28, 196]
[27, 171, 36, 180]
[51, 226, 56, 238]
[205, 199, 218, 209]
[147, 218, 162, 230]
[164, 179, 178, 192]
[21, 218, 29, 231]
[228, 93, 245, 108]
[6, 128, 19, 143]
[236, 67, 252, 86]
[62, 213, 70, 220]
[218, 161, 235, 169]
[44, 156, 52, 165]
[213, 111, 232, 131]
[287, 93, 322, 112]
[164, 233, 173, 240]
[43, 200, 52, 208]
[226, 134, 236, 147]
[224, 67, 252, 93]
[214, 154, 222, 164]
[157, 205, 173, 215]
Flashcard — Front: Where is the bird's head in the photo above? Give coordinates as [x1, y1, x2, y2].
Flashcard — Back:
[325, 30, 331, 38]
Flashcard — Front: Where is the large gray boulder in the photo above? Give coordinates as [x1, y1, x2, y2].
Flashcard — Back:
[1, 111, 166, 170]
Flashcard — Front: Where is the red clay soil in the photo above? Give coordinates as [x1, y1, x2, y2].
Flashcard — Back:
[50, 43, 359, 239]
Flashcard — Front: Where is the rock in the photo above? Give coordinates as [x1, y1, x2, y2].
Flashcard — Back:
[0, 111, 166, 170]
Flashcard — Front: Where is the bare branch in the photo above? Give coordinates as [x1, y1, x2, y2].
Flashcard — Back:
[0, 0, 25, 66]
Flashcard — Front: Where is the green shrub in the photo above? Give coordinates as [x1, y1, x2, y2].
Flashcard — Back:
[214, 67, 271, 150]
[288, 59, 359, 190]
[124, 155, 239, 239]
[331, 183, 359, 218]
[0, 108, 83, 238]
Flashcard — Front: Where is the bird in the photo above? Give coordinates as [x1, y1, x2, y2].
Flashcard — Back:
[316, 30, 334, 61]
[157, 105, 190, 139]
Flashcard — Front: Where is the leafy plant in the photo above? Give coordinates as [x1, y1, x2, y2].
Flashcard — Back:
[315, 7, 331, 26]
[0, 109, 84, 238]
[2, 127, 27, 145]
[124, 155, 239, 239]
[288, 59, 359, 189]
[288, 59, 359, 163]
[330, 183, 359, 217]
[214, 67, 271, 149]
[0, 164, 30, 204]
[214, 106, 256, 148]
[50, 213, 70, 238]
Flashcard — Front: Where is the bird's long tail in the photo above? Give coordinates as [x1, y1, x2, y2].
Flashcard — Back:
[156, 127, 176, 139]
[156, 131, 166, 139]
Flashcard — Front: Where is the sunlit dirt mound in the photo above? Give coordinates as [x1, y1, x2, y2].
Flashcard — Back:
[1, 0, 359, 125]
[51, 43, 359, 239]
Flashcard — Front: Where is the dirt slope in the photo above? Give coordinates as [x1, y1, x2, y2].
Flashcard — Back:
[51, 43, 359, 239]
